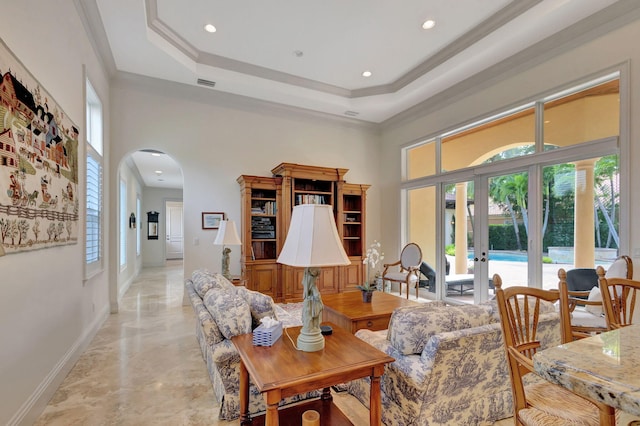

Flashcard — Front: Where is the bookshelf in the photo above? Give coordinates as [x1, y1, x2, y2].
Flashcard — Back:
[237, 175, 282, 298]
[238, 164, 368, 302]
[250, 189, 277, 260]
[338, 182, 369, 291]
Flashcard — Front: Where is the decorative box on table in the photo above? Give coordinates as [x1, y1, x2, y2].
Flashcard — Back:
[252, 321, 283, 346]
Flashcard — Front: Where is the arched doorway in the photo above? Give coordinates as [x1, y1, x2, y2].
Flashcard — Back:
[112, 149, 184, 312]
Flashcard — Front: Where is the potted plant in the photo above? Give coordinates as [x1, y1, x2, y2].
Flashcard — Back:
[358, 241, 384, 302]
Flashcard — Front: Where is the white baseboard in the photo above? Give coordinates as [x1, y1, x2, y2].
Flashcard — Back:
[118, 273, 134, 301]
[9, 305, 109, 426]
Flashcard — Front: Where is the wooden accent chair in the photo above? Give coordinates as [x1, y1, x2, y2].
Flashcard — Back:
[558, 269, 607, 338]
[494, 274, 616, 426]
[382, 243, 422, 299]
[597, 264, 640, 329]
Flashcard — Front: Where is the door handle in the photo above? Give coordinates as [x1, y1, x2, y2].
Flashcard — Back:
[475, 252, 487, 262]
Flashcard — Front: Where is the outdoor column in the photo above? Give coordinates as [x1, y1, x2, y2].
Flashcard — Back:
[454, 183, 468, 274]
[574, 159, 596, 268]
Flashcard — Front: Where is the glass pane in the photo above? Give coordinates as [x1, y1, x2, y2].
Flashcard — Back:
[541, 155, 620, 289]
[441, 107, 535, 173]
[544, 79, 619, 150]
[406, 186, 436, 296]
[487, 172, 529, 289]
[120, 180, 127, 267]
[406, 141, 436, 180]
[444, 181, 475, 302]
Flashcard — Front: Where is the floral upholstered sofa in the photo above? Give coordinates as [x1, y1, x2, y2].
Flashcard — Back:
[347, 301, 561, 425]
[184, 269, 317, 420]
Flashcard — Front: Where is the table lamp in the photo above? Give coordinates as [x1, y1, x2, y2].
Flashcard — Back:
[214, 219, 242, 279]
[277, 204, 350, 352]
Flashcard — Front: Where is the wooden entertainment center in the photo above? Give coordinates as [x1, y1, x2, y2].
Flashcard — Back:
[237, 163, 369, 302]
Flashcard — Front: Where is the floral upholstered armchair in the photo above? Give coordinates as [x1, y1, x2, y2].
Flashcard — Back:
[347, 301, 561, 425]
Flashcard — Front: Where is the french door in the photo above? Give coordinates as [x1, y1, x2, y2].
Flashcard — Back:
[409, 168, 532, 303]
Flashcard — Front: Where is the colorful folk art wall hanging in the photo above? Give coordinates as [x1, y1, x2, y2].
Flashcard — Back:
[0, 39, 79, 254]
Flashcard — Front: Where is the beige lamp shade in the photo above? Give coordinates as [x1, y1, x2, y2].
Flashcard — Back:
[277, 204, 349, 267]
[213, 220, 242, 246]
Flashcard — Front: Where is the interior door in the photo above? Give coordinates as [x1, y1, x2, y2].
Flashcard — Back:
[166, 201, 183, 260]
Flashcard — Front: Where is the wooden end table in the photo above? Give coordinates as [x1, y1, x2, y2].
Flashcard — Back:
[321, 291, 420, 334]
[232, 322, 394, 425]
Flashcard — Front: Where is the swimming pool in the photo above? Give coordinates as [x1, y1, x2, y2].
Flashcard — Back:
[468, 251, 528, 262]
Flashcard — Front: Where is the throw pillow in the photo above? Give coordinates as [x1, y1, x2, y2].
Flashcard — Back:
[236, 286, 277, 328]
[192, 270, 235, 297]
[191, 269, 218, 297]
[606, 257, 628, 279]
[203, 287, 252, 339]
[585, 287, 603, 316]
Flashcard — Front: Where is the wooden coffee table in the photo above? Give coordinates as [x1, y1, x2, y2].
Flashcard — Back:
[321, 291, 420, 334]
[232, 322, 394, 425]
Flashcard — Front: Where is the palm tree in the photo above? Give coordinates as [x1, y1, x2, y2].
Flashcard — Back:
[489, 173, 525, 251]
[594, 155, 619, 248]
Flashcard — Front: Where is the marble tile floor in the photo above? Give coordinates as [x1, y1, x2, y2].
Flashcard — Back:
[33, 261, 637, 425]
[33, 261, 370, 425]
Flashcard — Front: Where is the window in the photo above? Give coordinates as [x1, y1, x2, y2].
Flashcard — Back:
[136, 196, 141, 256]
[120, 179, 127, 269]
[543, 79, 619, 150]
[406, 140, 436, 180]
[85, 79, 103, 279]
[403, 73, 622, 301]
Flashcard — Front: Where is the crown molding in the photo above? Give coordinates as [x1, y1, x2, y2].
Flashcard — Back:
[74, 0, 117, 77]
[353, 0, 543, 97]
[113, 71, 381, 131]
[381, 0, 640, 130]
[144, 0, 539, 99]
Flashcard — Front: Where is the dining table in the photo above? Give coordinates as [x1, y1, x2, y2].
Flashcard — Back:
[533, 324, 640, 416]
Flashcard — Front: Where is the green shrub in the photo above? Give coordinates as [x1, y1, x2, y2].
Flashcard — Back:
[445, 244, 456, 256]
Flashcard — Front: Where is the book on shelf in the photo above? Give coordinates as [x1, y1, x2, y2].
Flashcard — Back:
[296, 194, 326, 205]
[252, 231, 275, 239]
[251, 201, 277, 215]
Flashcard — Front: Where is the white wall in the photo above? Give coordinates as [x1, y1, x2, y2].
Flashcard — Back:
[109, 75, 383, 283]
[379, 13, 640, 261]
[117, 161, 144, 299]
[0, 2, 111, 425]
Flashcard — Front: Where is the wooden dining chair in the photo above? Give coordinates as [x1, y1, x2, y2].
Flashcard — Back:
[382, 243, 422, 299]
[494, 274, 616, 426]
[597, 265, 640, 329]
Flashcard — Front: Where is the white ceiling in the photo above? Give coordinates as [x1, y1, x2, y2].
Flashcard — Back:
[129, 150, 183, 189]
[83, 0, 629, 188]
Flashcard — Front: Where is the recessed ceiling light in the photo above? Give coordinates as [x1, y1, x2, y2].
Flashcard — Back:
[155, 170, 163, 175]
[204, 24, 217, 33]
[362, 71, 372, 78]
[422, 19, 436, 30]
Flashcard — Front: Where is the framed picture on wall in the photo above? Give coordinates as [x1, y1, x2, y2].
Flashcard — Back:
[147, 211, 159, 239]
[202, 212, 225, 230]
